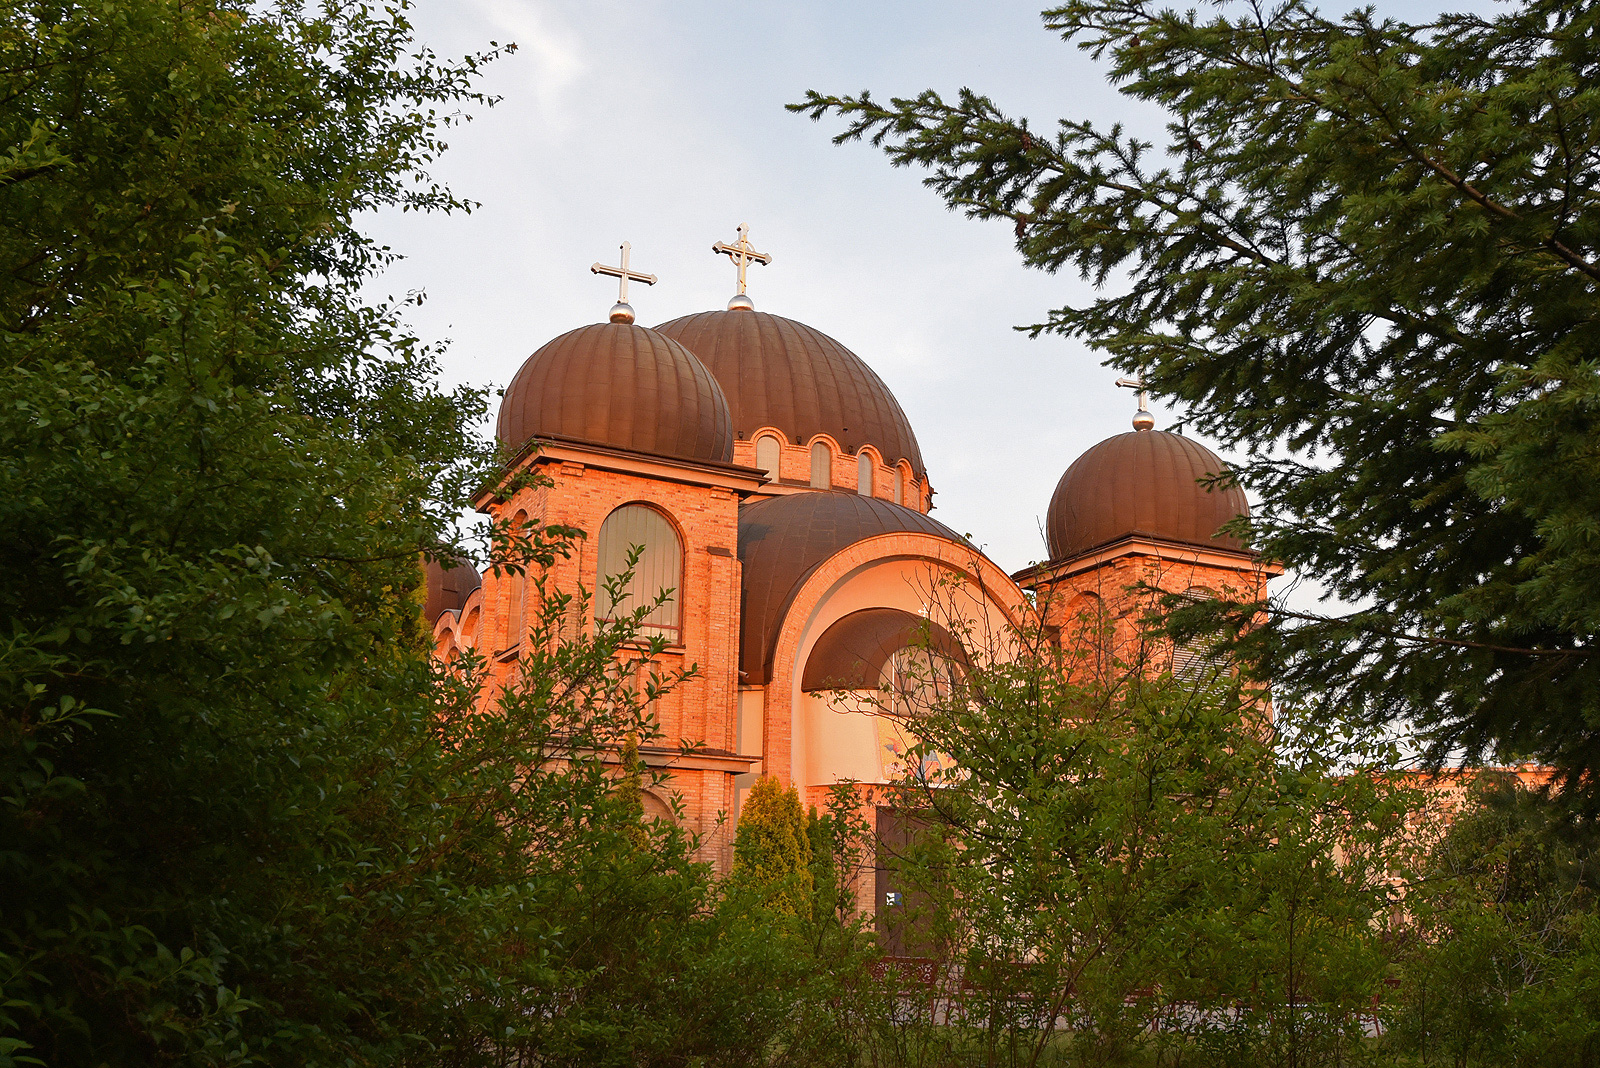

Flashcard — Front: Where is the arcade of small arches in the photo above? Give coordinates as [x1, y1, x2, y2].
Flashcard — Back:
[424, 229, 1275, 928]
[741, 429, 929, 510]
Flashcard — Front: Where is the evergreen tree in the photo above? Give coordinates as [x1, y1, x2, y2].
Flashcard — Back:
[794, 0, 1600, 794]
[733, 776, 814, 915]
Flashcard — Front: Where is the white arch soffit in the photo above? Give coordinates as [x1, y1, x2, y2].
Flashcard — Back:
[785, 541, 1029, 665]
[432, 584, 483, 643]
[774, 536, 1031, 786]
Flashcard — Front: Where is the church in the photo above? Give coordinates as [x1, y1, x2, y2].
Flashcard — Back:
[422, 227, 1277, 910]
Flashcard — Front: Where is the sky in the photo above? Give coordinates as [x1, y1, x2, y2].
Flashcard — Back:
[369, 0, 1496, 577]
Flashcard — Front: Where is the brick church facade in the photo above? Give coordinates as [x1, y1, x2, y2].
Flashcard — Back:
[422, 231, 1277, 908]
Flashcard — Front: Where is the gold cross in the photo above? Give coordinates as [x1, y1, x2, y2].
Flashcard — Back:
[1116, 374, 1157, 431]
[1115, 375, 1149, 411]
[712, 224, 772, 309]
[591, 241, 657, 323]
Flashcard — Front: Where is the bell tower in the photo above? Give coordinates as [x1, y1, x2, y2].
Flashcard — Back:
[1014, 387, 1279, 683]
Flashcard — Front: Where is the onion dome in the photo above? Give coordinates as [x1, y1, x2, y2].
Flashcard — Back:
[654, 310, 925, 477]
[423, 557, 482, 623]
[1046, 431, 1249, 561]
[497, 322, 734, 464]
[738, 491, 966, 683]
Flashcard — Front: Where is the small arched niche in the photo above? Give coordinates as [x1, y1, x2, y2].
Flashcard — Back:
[810, 441, 833, 489]
[857, 450, 875, 497]
[755, 433, 782, 482]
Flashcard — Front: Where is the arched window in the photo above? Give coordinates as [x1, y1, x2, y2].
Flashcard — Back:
[597, 504, 683, 641]
[890, 470, 901, 506]
[810, 442, 832, 488]
[883, 645, 962, 720]
[1067, 592, 1111, 675]
[504, 511, 527, 651]
[755, 434, 781, 482]
[857, 452, 874, 496]
[1173, 587, 1221, 681]
[900, 466, 914, 509]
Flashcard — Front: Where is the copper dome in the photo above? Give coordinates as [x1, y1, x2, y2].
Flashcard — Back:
[1046, 431, 1250, 560]
[497, 322, 734, 464]
[738, 491, 967, 684]
[423, 557, 482, 623]
[654, 310, 925, 476]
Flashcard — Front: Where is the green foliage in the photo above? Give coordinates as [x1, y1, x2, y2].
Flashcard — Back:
[793, 0, 1600, 794]
[451, 582, 804, 1067]
[0, 2, 802, 1064]
[1387, 775, 1600, 1066]
[866, 611, 1407, 1068]
[1, 0, 504, 1060]
[734, 776, 815, 915]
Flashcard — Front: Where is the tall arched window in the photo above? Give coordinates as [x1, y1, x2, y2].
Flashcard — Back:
[755, 434, 781, 482]
[810, 442, 832, 488]
[1067, 592, 1111, 676]
[900, 466, 914, 508]
[597, 504, 683, 641]
[1173, 586, 1220, 681]
[504, 511, 527, 651]
[857, 452, 874, 496]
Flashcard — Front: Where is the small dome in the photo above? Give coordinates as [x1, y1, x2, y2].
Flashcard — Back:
[1046, 431, 1249, 560]
[654, 310, 925, 477]
[737, 491, 967, 684]
[423, 557, 482, 623]
[497, 322, 734, 464]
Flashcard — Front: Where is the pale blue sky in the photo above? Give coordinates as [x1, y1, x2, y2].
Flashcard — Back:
[371, 0, 1499, 575]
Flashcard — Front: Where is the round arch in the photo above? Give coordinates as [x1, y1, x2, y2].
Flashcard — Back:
[596, 502, 686, 642]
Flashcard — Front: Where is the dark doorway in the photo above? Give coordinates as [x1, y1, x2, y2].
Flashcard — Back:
[875, 807, 938, 957]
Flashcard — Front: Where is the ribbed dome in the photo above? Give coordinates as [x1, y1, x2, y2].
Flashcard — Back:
[654, 310, 925, 476]
[738, 491, 967, 683]
[497, 322, 734, 464]
[1046, 431, 1250, 560]
[423, 557, 482, 623]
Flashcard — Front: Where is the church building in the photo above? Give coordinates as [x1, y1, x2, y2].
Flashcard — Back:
[423, 228, 1275, 906]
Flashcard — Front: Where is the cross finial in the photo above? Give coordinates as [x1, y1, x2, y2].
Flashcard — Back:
[712, 223, 772, 311]
[1116, 374, 1157, 431]
[591, 241, 657, 324]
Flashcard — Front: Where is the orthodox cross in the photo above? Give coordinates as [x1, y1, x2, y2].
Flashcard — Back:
[1116, 373, 1157, 431]
[712, 224, 772, 310]
[591, 241, 657, 323]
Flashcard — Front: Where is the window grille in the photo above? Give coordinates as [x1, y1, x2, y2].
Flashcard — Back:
[597, 505, 683, 641]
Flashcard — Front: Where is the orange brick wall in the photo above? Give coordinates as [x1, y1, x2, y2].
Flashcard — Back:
[1028, 546, 1274, 687]
[731, 427, 931, 511]
[440, 452, 747, 870]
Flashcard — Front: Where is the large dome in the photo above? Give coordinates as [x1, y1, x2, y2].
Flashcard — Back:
[737, 491, 966, 683]
[423, 557, 482, 623]
[497, 322, 734, 464]
[654, 310, 925, 476]
[1047, 430, 1250, 560]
